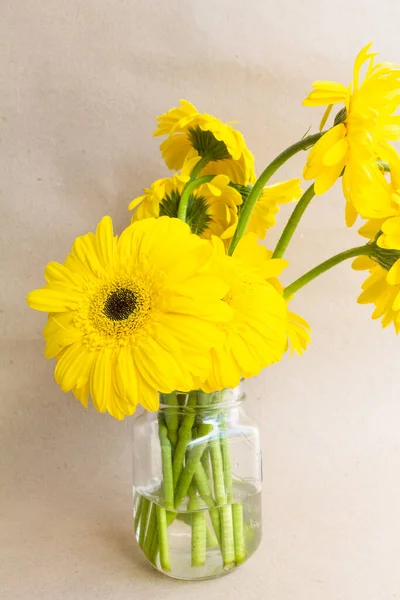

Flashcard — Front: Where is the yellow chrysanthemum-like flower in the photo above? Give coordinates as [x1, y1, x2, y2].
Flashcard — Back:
[198, 234, 289, 392]
[353, 217, 400, 332]
[246, 178, 303, 239]
[129, 162, 242, 243]
[27, 216, 233, 419]
[303, 43, 400, 224]
[154, 100, 256, 186]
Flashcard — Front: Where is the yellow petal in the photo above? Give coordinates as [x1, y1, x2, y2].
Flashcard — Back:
[90, 350, 114, 413]
[392, 290, 400, 312]
[387, 259, 400, 285]
[114, 346, 140, 408]
[128, 195, 145, 211]
[139, 376, 159, 412]
[27, 287, 78, 312]
[322, 137, 349, 167]
[72, 381, 90, 408]
[54, 343, 94, 392]
[95, 216, 115, 268]
[352, 255, 375, 271]
[314, 160, 345, 195]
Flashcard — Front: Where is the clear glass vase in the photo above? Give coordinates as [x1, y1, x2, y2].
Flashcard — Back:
[131, 385, 262, 580]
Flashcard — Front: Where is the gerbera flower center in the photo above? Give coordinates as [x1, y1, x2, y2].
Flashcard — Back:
[81, 275, 158, 348]
[103, 288, 137, 321]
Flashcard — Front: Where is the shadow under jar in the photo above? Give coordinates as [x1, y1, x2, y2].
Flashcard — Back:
[132, 385, 262, 580]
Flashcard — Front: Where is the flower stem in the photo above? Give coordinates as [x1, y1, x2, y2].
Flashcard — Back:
[163, 392, 179, 447]
[177, 155, 213, 221]
[283, 245, 374, 299]
[188, 483, 206, 566]
[220, 421, 233, 502]
[219, 415, 245, 565]
[209, 436, 235, 567]
[138, 496, 151, 548]
[219, 506, 235, 567]
[272, 184, 316, 259]
[228, 131, 324, 255]
[232, 503, 246, 565]
[156, 506, 171, 571]
[206, 522, 219, 549]
[172, 393, 197, 486]
[134, 494, 143, 532]
[174, 434, 209, 508]
[194, 463, 222, 546]
[158, 419, 174, 509]
[143, 502, 158, 560]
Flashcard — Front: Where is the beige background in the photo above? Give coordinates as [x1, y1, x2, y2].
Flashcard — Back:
[2, 1, 400, 598]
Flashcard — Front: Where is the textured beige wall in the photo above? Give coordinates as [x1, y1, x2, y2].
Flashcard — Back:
[2, 1, 400, 598]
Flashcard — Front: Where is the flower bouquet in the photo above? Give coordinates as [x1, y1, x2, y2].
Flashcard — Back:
[28, 44, 400, 580]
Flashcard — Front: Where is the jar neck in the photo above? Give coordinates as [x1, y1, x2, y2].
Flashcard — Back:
[159, 386, 245, 413]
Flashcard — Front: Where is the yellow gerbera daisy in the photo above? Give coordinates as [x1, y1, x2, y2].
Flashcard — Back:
[198, 234, 289, 392]
[129, 164, 242, 244]
[303, 43, 400, 224]
[154, 100, 256, 186]
[246, 178, 303, 240]
[353, 217, 400, 331]
[27, 216, 232, 419]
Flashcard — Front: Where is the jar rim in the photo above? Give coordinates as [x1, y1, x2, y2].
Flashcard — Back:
[158, 388, 245, 411]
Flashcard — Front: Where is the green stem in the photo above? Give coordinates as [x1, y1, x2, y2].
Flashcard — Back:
[220, 422, 233, 503]
[177, 155, 213, 221]
[188, 483, 206, 566]
[159, 419, 174, 509]
[206, 522, 219, 549]
[134, 494, 143, 533]
[232, 503, 246, 565]
[228, 131, 324, 255]
[219, 415, 245, 565]
[149, 523, 160, 565]
[272, 184, 316, 259]
[219, 506, 235, 567]
[138, 496, 151, 548]
[156, 506, 171, 571]
[172, 393, 197, 486]
[209, 436, 235, 567]
[174, 434, 209, 508]
[194, 464, 222, 546]
[163, 392, 179, 447]
[143, 502, 158, 560]
[201, 446, 211, 481]
[283, 245, 373, 299]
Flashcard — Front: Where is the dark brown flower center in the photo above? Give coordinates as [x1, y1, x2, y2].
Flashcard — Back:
[103, 288, 137, 321]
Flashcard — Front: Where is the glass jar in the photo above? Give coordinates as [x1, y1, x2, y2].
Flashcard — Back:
[131, 385, 262, 580]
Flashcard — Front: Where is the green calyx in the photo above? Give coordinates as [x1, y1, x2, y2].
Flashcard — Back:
[229, 182, 252, 203]
[159, 189, 211, 235]
[228, 183, 253, 218]
[334, 107, 347, 126]
[188, 126, 232, 162]
[369, 240, 400, 271]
